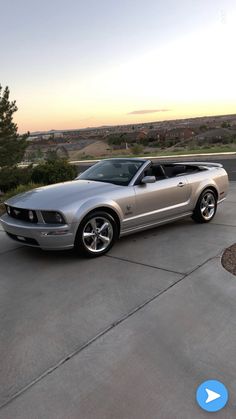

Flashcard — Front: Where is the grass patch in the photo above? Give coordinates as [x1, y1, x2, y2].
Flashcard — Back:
[147, 145, 236, 157]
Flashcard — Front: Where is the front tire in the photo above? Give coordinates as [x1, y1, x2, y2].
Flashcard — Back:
[192, 189, 217, 223]
[74, 211, 118, 257]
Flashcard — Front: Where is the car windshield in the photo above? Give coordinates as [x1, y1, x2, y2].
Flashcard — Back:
[78, 159, 144, 186]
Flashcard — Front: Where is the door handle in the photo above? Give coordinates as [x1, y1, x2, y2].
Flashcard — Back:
[177, 182, 185, 187]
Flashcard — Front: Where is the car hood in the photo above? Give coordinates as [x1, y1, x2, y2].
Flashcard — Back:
[5, 180, 121, 210]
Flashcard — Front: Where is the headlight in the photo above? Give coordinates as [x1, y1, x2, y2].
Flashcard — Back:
[41, 211, 66, 224]
[28, 210, 34, 221]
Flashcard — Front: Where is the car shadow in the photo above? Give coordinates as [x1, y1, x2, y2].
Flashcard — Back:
[118, 216, 193, 243]
[14, 217, 194, 262]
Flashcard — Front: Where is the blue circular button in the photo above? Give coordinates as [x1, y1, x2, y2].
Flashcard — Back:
[196, 380, 228, 412]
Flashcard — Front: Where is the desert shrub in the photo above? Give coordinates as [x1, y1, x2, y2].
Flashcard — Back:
[187, 144, 197, 150]
[0, 165, 33, 192]
[131, 144, 144, 155]
[221, 145, 231, 149]
[31, 159, 77, 185]
[151, 141, 161, 148]
[221, 137, 231, 144]
[81, 155, 94, 160]
[173, 147, 184, 152]
[142, 138, 150, 146]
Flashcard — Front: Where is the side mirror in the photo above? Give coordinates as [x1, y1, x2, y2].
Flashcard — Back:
[141, 176, 156, 184]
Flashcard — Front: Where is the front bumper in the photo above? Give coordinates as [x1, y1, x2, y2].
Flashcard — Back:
[0, 213, 75, 250]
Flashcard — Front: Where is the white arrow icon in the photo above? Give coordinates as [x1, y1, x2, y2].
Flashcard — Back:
[205, 388, 221, 403]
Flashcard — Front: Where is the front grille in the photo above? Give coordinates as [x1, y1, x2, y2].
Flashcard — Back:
[5, 205, 38, 223]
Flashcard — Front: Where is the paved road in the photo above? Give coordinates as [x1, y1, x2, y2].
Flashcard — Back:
[75, 155, 236, 180]
[0, 184, 236, 418]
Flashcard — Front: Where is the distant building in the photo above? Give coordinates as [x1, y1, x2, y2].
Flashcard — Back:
[165, 128, 194, 141]
[42, 134, 52, 140]
[53, 132, 64, 138]
[194, 128, 234, 142]
[26, 135, 40, 142]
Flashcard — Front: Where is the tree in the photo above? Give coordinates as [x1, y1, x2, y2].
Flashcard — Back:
[35, 147, 44, 160]
[0, 85, 28, 167]
[31, 159, 77, 185]
[221, 121, 231, 128]
[108, 134, 123, 146]
[199, 125, 208, 132]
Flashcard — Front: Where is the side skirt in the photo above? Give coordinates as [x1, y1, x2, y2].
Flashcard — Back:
[120, 212, 193, 237]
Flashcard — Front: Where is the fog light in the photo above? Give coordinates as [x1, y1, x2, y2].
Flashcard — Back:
[28, 210, 34, 221]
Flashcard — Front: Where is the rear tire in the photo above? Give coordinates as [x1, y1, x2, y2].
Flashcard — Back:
[192, 189, 217, 223]
[74, 211, 118, 257]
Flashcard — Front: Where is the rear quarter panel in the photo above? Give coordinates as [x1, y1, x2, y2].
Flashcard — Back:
[186, 167, 228, 209]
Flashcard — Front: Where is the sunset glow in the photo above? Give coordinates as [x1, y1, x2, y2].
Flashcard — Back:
[1, 1, 236, 133]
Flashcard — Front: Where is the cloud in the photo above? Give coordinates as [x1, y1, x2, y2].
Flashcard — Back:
[128, 109, 170, 115]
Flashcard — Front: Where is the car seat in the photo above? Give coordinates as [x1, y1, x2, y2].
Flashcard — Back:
[152, 165, 166, 180]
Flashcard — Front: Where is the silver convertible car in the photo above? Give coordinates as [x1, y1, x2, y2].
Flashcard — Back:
[0, 158, 228, 257]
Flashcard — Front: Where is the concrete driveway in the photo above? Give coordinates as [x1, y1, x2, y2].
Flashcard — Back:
[0, 183, 236, 418]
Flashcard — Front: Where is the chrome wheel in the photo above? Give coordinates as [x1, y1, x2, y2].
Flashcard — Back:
[200, 192, 216, 220]
[82, 216, 113, 253]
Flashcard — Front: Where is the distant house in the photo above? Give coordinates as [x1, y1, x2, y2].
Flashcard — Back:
[42, 134, 52, 140]
[53, 132, 64, 138]
[147, 129, 162, 141]
[165, 128, 194, 141]
[136, 130, 148, 141]
[194, 128, 234, 142]
[26, 135, 40, 142]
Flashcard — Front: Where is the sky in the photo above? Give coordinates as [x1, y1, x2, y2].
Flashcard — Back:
[1, 0, 236, 133]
